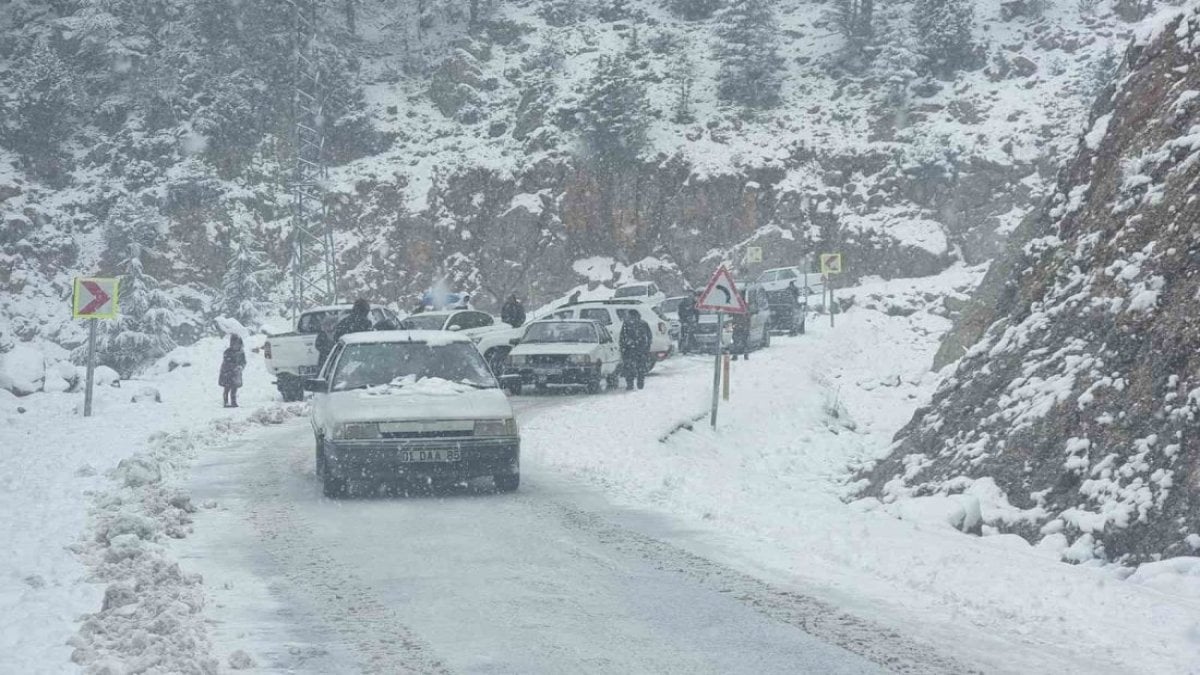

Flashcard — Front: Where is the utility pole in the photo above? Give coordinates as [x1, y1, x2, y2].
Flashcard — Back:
[286, 0, 338, 320]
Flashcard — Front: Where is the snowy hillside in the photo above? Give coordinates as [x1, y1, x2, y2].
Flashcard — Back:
[860, 2, 1200, 563]
[1, 0, 1144, 386]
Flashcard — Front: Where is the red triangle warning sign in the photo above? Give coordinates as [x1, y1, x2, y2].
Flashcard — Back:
[696, 265, 748, 314]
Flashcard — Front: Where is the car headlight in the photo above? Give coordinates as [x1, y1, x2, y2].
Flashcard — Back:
[567, 354, 592, 364]
[475, 418, 517, 436]
[335, 422, 381, 440]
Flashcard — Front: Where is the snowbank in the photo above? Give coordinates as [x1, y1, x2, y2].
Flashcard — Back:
[0, 335, 289, 673]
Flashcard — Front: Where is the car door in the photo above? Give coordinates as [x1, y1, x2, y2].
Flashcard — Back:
[596, 326, 619, 373]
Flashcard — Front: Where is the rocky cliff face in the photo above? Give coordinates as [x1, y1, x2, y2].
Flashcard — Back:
[860, 7, 1200, 563]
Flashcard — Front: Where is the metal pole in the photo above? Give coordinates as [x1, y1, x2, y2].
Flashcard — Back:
[829, 274, 835, 328]
[710, 313, 724, 428]
[722, 353, 730, 401]
[84, 320, 97, 417]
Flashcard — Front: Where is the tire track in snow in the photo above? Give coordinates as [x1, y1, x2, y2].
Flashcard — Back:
[531, 497, 975, 675]
[242, 435, 451, 675]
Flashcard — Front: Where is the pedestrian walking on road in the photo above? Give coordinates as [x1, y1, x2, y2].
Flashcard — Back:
[678, 290, 698, 355]
[619, 313, 652, 390]
[501, 294, 526, 328]
[219, 334, 246, 408]
[333, 299, 373, 343]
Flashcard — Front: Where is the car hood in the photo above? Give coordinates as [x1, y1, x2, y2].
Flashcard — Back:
[510, 343, 597, 357]
[324, 380, 513, 423]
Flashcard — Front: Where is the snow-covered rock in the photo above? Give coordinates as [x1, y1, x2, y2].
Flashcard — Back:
[0, 343, 45, 396]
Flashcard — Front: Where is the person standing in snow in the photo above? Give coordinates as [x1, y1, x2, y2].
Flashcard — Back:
[501, 294, 526, 328]
[333, 299, 373, 343]
[731, 298, 752, 361]
[567, 290, 582, 305]
[315, 317, 336, 374]
[219, 334, 246, 408]
[677, 290, 698, 355]
[619, 313, 652, 390]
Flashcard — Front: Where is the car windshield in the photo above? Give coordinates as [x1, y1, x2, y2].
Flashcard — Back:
[330, 342, 496, 391]
[397, 314, 448, 331]
[613, 286, 648, 298]
[522, 322, 597, 344]
[298, 310, 347, 334]
[660, 297, 683, 314]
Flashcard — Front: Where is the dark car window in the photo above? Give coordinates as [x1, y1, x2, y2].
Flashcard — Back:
[616, 308, 641, 322]
[399, 314, 449, 331]
[579, 308, 613, 325]
[522, 322, 598, 344]
[298, 310, 347, 334]
[331, 342, 496, 391]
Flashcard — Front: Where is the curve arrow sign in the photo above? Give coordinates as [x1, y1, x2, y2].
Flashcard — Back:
[697, 265, 747, 314]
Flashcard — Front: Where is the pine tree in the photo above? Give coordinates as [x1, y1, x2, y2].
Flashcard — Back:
[912, 0, 974, 74]
[220, 221, 274, 327]
[714, 0, 786, 109]
[667, 0, 723, 20]
[87, 196, 178, 377]
[2, 42, 78, 172]
[830, 0, 874, 63]
[670, 50, 696, 124]
[578, 53, 649, 165]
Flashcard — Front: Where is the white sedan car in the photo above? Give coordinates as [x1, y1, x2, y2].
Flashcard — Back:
[398, 309, 523, 374]
[305, 331, 520, 497]
[501, 320, 622, 395]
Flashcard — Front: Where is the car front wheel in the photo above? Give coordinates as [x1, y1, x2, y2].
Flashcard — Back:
[494, 473, 520, 492]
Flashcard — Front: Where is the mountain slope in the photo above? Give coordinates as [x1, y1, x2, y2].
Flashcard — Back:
[859, 4, 1200, 563]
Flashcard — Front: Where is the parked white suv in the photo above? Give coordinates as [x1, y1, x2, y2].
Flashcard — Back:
[398, 310, 523, 373]
[547, 300, 673, 367]
[501, 320, 622, 394]
[612, 281, 666, 307]
[306, 331, 520, 497]
[755, 266, 824, 298]
[264, 304, 402, 401]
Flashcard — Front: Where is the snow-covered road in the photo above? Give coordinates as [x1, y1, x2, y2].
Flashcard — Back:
[177, 392, 962, 674]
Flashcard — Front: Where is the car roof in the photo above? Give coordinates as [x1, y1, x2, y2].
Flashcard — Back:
[762, 266, 802, 274]
[338, 330, 472, 345]
[531, 319, 599, 326]
[304, 303, 388, 313]
[568, 299, 649, 307]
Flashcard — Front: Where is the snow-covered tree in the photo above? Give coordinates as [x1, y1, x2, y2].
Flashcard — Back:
[912, 0, 974, 74]
[597, 0, 631, 21]
[872, 38, 922, 109]
[538, 0, 588, 26]
[577, 53, 649, 164]
[670, 49, 696, 124]
[220, 215, 274, 327]
[1, 42, 78, 174]
[830, 0, 875, 64]
[714, 0, 786, 109]
[667, 0, 723, 20]
[86, 198, 177, 376]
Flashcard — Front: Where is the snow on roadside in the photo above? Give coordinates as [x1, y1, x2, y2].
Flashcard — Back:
[524, 268, 1200, 674]
[0, 334, 291, 673]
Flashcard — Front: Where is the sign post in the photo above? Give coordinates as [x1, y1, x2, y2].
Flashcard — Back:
[73, 277, 120, 417]
[820, 253, 843, 328]
[696, 265, 748, 428]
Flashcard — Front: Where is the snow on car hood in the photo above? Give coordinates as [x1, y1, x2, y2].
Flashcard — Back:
[325, 377, 513, 423]
[510, 343, 598, 357]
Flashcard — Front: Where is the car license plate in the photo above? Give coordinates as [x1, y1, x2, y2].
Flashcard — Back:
[397, 448, 462, 463]
[298, 365, 319, 375]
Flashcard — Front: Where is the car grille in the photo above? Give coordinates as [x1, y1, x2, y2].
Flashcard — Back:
[381, 430, 472, 439]
[530, 354, 568, 365]
[694, 323, 720, 335]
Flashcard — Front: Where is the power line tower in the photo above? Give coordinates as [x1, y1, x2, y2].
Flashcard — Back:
[286, 0, 338, 319]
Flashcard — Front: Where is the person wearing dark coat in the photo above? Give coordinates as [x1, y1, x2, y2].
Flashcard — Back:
[619, 314, 653, 390]
[567, 290, 582, 305]
[731, 300, 752, 361]
[219, 334, 246, 408]
[333, 299, 373, 344]
[501, 295, 526, 328]
[315, 318, 336, 375]
[677, 290, 698, 355]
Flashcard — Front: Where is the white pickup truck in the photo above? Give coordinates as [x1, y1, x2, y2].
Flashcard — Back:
[264, 304, 403, 401]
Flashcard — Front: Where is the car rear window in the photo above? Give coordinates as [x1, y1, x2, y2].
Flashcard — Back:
[398, 314, 448, 331]
[613, 286, 648, 298]
[298, 310, 347, 334]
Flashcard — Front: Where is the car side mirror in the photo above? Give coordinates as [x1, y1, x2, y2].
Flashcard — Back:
[509, 338, 521, 346]
[303, 378, 327, 393]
